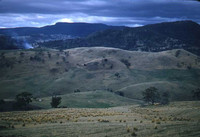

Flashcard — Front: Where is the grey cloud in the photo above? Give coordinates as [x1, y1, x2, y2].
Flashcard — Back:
[0, 0, 200, 28]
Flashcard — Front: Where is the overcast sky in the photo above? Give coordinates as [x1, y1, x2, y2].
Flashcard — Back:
[0, 0, 200, 28]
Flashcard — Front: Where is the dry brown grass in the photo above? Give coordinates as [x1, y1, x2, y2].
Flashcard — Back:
[0, 101, 200, 137]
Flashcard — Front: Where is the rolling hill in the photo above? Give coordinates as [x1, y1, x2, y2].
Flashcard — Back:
[0, 47, 199, 108]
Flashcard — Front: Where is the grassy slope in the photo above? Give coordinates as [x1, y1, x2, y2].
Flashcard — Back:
[0, 101, 199, 137]
[31, 90, 143, 108]
[0, 47, 200, 103]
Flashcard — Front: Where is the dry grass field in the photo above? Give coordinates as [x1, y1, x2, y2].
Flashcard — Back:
[0, 101, 200, 137]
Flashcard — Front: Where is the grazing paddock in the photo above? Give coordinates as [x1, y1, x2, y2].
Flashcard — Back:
[0, 101, 200, 137]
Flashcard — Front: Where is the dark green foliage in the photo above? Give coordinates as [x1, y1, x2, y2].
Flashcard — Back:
[142, 87, 160, 104]
[143, 87, 170, 105]
[192, 88, 200, 100]
[20, 52, 25, 57]
[0, 55, 15, 68]
[160, 92, 170, 105]
[120, 59, 131, 68]
[115, 91, 124, 96]
[0, 35, 19, 50]
[49, 68, 59, 75]
[30, 55, 42, 62]
[74, 89, 81, 93]
[175, 50, 181, 57]
[48, 53, 51, 58]
[187, 65, 192, 70]
[114, 72, 120, 78]
[0, 99, 5, 105]
[15, 92, 32, 108]
[62, 57, 66, 61]
[50, 95, 62, 108]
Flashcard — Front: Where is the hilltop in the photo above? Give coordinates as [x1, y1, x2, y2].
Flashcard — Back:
[0, 47, 199, 108]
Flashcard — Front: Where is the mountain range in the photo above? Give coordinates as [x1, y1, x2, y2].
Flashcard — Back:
[1, 21, 200, 55]
[39, 21, 200, 55]
[0, 23, 123, 46]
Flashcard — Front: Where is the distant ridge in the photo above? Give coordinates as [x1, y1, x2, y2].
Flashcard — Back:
[39, 20, 200, 55]
[0, 22, 124, 37]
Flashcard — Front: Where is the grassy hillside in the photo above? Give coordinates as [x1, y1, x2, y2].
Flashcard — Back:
[31, 91, 142, 108]
[0, 101, 199, 137]
[0, 47, 200, 104]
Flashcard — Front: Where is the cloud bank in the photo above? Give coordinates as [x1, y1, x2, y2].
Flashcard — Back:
[0, 0, 200, 28]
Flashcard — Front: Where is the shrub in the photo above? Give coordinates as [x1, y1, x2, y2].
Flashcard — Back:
[127, 127, 130, 132]
[74, 89, 81, 93]
[175, 50, 181, 57]
[50, 68, 59, 75]
[115, 91, 124, 96]
[115, 72, 120, 78]
[48, 53, 51, 58]
[20, 52, 25, 57]
[131, 131, 137, 136]
[120, 59, 131, 68]
[62, 57, 66, 62]
[133, 127, 138, 131]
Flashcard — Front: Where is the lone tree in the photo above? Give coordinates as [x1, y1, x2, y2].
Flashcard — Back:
[15, 92, 32, 108]
[50, 95, 62, 108]
[192, 88, 200, 100]
[142, 87, 160, 105]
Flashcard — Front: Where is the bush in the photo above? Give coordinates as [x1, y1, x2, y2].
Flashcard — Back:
[74, 89, 81, 93]
[120, 59, 131, 68]
[175, 50, 181, 57]
[50, 68, 59, 75]
[115, 91, 124, 96]
[114, 72, 120, 78]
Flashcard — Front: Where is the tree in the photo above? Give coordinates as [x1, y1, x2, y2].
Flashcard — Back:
[142, 87, 160, 105]
[160, 92, 170, 105]
[192, 88, 200, 100]
[50, 95, 62, 108]
[15, 92, 32, 108]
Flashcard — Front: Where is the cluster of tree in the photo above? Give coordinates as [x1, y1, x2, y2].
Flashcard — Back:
[13, 92, 62, 109]
[14, 92, 33, 109]
[142, 87, 170, 105]
[0, 35, 19, 50]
